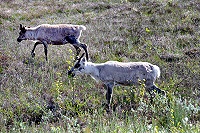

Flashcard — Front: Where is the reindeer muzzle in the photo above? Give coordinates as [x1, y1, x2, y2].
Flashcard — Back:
[68, 70, 75, 77]
[17, 38, 22, 42]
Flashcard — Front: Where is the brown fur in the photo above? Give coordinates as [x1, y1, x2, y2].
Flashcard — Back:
[17, 24, 88, 61]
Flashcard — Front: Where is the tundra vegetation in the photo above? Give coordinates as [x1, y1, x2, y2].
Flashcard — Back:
[0, 0, 199, 132]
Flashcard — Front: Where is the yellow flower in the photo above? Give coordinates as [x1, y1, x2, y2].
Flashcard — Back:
[68, 49, 73, 54]
[154, 125, 159, 133]
[145, 27, 151, 33]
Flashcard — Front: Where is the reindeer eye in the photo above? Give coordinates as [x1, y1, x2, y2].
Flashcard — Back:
[19, 32, 24, 35]
[74, 64, 81, 68]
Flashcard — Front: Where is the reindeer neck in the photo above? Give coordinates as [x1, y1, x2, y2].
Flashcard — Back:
[85, 62, 99, 77]
[25, 29, 37, 40]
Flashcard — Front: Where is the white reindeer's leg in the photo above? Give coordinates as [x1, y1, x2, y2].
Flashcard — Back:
[147, 85, 165, 96]
[146, 85, 165, 103]
[105, 82, 114, 111]
[145, 79, 165, 96]
[31, 42, 42, 58]
[152, 85, 165, 95]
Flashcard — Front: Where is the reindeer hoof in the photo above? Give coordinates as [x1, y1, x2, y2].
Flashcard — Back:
[161, 90, 166, 96]
[31, 53, 35, 58]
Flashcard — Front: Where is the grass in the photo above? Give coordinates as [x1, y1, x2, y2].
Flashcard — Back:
[0, 0, 200, 132]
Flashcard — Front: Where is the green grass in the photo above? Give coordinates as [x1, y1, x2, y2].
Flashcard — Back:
[0, 0, 200, 132]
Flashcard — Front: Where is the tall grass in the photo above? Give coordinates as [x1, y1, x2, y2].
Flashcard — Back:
[0, 0, 199, 132]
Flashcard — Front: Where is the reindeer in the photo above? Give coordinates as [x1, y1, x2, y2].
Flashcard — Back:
[68, 54, 165, 110]
[17, 24, 88, 61]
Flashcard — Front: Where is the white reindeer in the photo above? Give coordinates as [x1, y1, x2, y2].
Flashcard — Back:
[68, 54, 165, 110]
[17, 24, 88, 61]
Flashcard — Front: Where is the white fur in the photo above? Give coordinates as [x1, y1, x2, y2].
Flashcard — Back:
[69, 58, 165, 108]
[73, 59, 161, 88]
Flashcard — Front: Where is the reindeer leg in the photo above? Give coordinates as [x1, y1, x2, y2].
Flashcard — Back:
[73, 43, 88, 61]
[65, 35, 88, 61]
[105, 82, 114, 112]
[65, 35, 80, 60]
[151, 85, 165, 96]
[80, 43, 88, 61]
[31, 42, 42, 58]
[73, 45, 81, 60]
[146, 85, 165, 103]
[43, 42, 48, 61]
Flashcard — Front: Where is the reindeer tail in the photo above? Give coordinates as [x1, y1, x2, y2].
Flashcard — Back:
[153, 65, 161, 78]
[79, 25, 86, 30]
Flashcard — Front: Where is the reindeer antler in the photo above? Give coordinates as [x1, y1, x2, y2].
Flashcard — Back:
[77, 53, 85, 63]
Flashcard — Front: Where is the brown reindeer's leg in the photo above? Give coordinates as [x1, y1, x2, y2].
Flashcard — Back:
[80, 43, 88, 61]
[73, 45, 81, 60]
[43, 42, 48, 61]
[65, 35, 88, 61]
[31, 42, 42, 58]
[65, 35, 84, 60]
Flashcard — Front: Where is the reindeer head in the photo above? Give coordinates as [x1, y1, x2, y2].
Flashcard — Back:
[17, 24, 27, 42]
[68, 53, 86, 77]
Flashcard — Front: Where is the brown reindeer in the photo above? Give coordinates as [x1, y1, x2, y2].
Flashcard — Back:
[17, 24, 88, 61]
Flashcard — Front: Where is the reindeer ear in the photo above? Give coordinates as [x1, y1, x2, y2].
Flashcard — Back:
[20, 24, 22, 30]
[20, 24, 26, 33]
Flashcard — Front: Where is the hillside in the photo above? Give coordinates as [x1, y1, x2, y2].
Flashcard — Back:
[0, 0, 199, 132]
